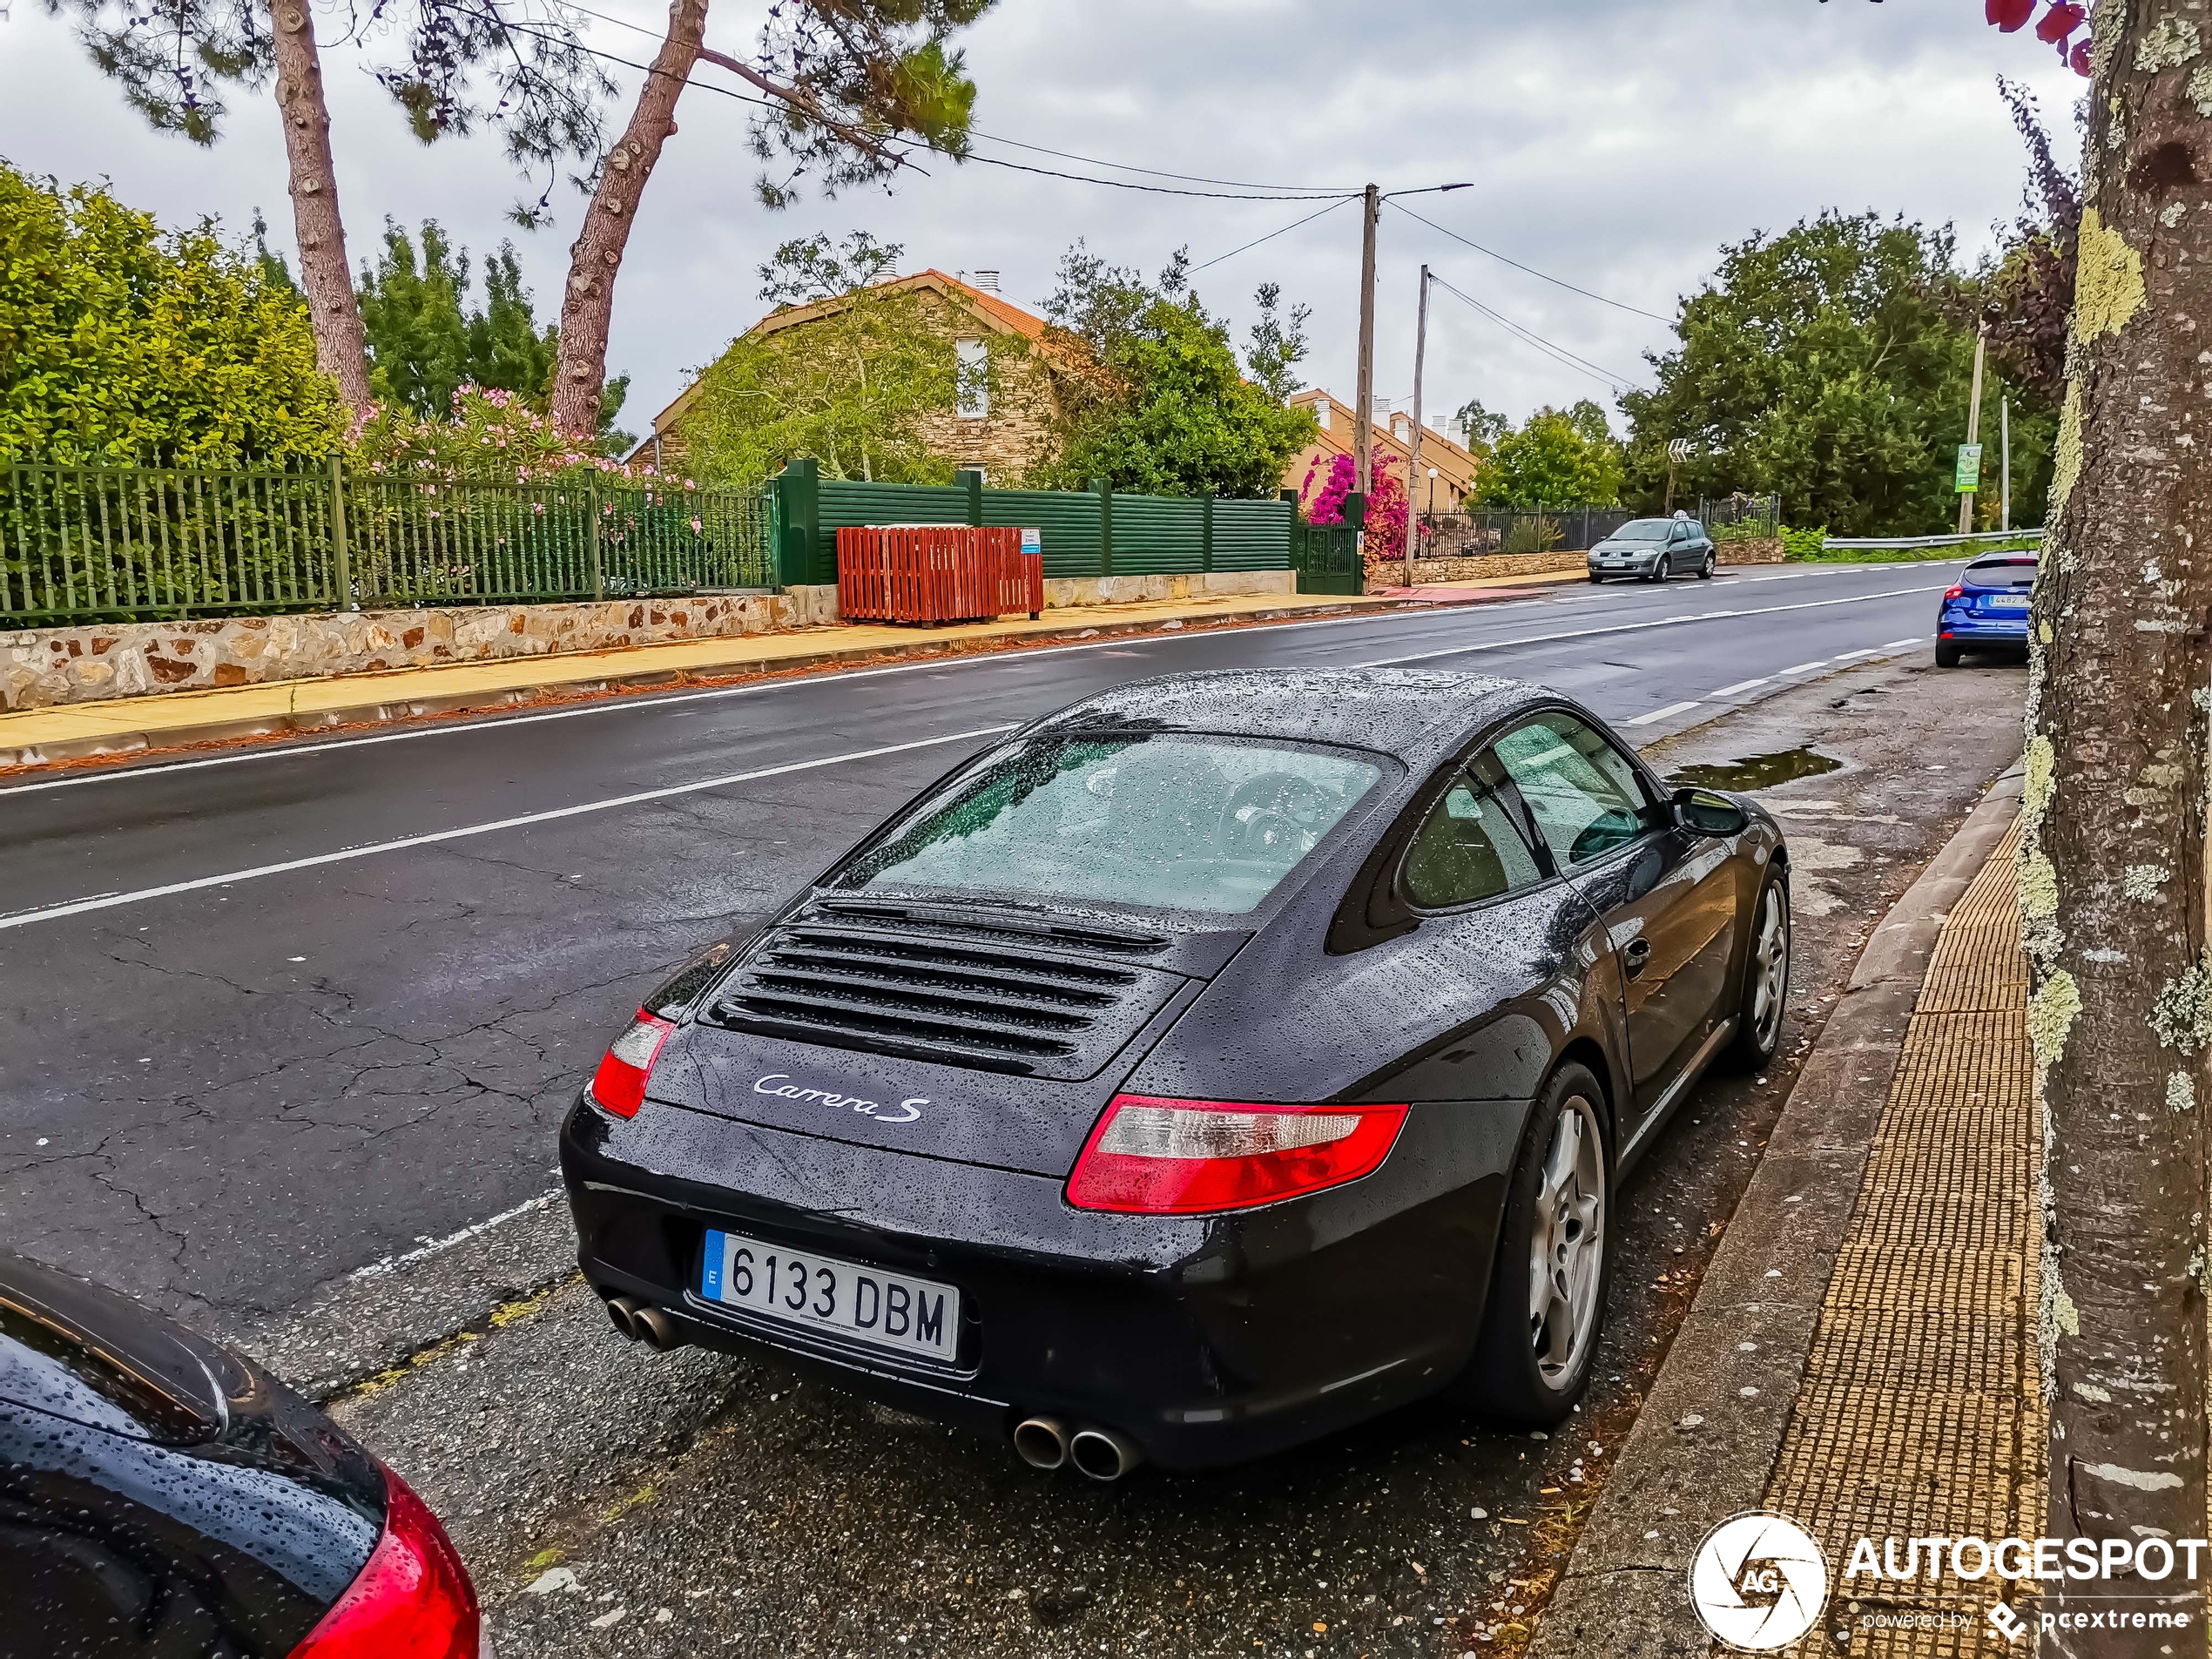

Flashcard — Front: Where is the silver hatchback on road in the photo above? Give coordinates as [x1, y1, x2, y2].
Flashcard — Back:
[1588, 515, 1716, 583]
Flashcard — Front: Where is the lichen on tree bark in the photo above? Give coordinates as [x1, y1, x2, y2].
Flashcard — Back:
[2024, 1, 2212, 1649]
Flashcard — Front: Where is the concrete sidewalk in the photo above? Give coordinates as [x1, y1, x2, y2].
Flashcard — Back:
[0, 584, 1476, 770]
[1533, 767, 2033, 1657]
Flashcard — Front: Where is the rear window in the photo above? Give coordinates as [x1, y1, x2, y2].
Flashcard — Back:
[837, 733, 1384, 916]
[1965, 556, 2037, 587]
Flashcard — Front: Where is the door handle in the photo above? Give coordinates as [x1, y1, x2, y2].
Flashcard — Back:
[1622, 938, 1652, 977]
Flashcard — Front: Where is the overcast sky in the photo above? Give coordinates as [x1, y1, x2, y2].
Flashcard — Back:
[2, 0, 2083, 440]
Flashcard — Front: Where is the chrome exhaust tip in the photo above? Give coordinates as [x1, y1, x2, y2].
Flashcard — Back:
[1012, 1416, 1071, 1471]
[1068, 1426, 1143, 1482]
[604, 1296, 642, 1340]
[631, 1305, 685, 1351]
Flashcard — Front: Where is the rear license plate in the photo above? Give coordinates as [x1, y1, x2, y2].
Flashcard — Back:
[700, 1228, 960, 1364]
[1986, 595, 2030, 612]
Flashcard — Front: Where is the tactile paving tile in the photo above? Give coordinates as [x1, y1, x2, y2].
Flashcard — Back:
[1750, 821, 2039, 1659]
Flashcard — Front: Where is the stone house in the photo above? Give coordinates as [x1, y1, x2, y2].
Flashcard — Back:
[631, 271, 1073, 483]
[1285, 389, 1480, 514]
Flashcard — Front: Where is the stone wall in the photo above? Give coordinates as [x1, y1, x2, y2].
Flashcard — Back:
[0, 570, 1298, 711]
[1365, 548, 1589, 588]
[2, 590, 838, 712]
[1717, 536, 1784, 565]
[1042, 570, 1296, 609]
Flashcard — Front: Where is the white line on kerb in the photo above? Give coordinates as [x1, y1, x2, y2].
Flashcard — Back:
[1775, 659, 1828, 675]
[1710, 678, 1769, 698]
[346, 1190, 564, 1282]
[0, 724, 1016, 933]
[1625, 700, 1701, 728]
[1884, 637, 1921, 649]
[1832, 648, 1884, 662]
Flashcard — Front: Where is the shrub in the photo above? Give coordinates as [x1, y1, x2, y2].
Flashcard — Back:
[1781, 525, 1830, 559]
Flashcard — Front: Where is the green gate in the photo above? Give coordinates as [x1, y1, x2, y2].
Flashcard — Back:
[1287, 489, 1366, 595]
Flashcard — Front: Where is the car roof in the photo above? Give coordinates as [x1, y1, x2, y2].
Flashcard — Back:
[1030, 668, 1549, 766]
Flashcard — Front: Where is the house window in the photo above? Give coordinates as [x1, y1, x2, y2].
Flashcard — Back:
[955, 337, 989, 419]
[1314, 399, 1331, 431]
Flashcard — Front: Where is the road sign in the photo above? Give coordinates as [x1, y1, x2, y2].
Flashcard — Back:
[1955, 444, 1984, 493]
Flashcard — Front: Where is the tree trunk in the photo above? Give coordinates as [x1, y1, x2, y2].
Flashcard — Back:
[267, 0, 372, 419]
[2027, 3, 2212, 1651]
[552, 0, 708, 441]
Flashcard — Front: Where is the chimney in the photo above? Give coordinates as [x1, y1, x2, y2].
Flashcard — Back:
[1393, 413, 1411, 443]
[970, 269, 1001, 293]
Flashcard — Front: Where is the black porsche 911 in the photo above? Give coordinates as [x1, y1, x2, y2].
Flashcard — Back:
[560, 669, 1790, 1475]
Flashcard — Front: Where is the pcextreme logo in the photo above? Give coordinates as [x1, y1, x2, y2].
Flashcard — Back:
[1689, 1512, 1831, 1652]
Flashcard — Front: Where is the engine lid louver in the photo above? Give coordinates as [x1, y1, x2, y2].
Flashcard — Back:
[709, 915, 1189, 1079]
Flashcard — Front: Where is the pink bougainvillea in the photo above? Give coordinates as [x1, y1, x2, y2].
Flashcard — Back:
[1978, 0, 2090, 73]
[1300, 451, 1356, 526]
[1362, 458, 1409, 568]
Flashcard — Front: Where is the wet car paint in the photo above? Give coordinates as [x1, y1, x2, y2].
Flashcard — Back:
[0, 1251, 384, 1657]
[559, 669, 1786, 1468]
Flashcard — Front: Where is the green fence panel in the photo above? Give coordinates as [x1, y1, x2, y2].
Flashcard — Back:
[1109, 493, 1204, 576]
[976, 488, 1105, 580]
[2, 462, 769, 625]
[1210, 499, 1294, 572]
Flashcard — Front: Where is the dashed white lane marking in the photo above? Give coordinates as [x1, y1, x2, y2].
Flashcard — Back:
[1353, 583, 1946, 671]
[0, 724, 1018, 932]
[1775, 659, 1829, 676]
[1832, 648, 1884, 662]
[347, 1191, 564, 1281]
[1615, 634, 1927, 732]
[1884, 637, 1921, 649]
[1625, 700, 1703, 728]
[1710, 677, 1770, 698]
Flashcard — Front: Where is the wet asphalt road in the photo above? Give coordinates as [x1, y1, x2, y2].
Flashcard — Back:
[318, 647, 2027, 1659]
[2, 560, 1969, 1332]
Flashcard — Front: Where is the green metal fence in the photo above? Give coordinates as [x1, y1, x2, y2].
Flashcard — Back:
[772, 460, 1305, 588]
[2, 460, 774, 626]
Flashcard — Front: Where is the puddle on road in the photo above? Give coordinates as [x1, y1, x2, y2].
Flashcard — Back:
[1667, 747, 1844, 792]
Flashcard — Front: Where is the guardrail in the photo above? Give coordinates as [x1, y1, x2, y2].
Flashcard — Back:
[1820, 529, 2046, 550]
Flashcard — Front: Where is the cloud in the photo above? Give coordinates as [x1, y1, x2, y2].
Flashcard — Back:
[2, 0, 2083, 442]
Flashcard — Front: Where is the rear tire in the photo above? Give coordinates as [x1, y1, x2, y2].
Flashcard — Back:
[1934, 640, 1962, 668]
[1726, 872, 1791, 1070]
[1451, 1062, 1612, 1427]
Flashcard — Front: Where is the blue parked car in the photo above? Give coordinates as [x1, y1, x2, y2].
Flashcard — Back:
[1936, 552, 2036, 666]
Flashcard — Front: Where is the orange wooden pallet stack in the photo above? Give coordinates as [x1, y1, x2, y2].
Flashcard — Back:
[836, 526, 1042, 624]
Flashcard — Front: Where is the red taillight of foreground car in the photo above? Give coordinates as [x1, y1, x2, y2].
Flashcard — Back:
[589, 1010, 674, 1118]
[1065, 1094, 1409, 1215]
[1943, 585, 1966, 602]
[288, 1465, 479, 1659]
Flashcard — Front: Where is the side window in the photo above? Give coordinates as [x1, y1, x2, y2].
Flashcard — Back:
[1400, 765, 1545, 908]
[1493, 714, 1661, 868]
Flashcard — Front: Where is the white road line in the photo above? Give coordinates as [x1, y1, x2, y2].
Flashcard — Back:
[1883, 637, 1921, 649]
[1625, 700, 1701, 728]
[1710, 677, 1769, 698]
[1833, 648, 1883, 662]
[347, 1191, 564, 1281]
[2, 577, 1934, 798]
[0, 724, 1017, 933]
[1775, 659, 1828, 675]
[1352, 583, 1946, 671]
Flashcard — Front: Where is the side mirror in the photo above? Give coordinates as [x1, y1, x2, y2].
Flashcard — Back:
[1673, 786, 1749, 836]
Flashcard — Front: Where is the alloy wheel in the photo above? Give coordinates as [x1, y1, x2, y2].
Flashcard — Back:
[1527, 1095, 1606, 1386]
[1750, 881, 1791, 1050]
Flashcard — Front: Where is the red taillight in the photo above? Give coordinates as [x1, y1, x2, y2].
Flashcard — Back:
[289, 1465, 479, 1659]
[1065, 1094, 1408, 1215]
[1943, 585, 1966, 602]
[589, 1010, 673, 1118]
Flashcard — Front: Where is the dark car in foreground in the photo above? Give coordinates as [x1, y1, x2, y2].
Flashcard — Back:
[1587, 514, 1716, 583]
[0, 1251, 480, 1658]
[561, 670, 1791, 1475]
[1936, 550, 2037, 665]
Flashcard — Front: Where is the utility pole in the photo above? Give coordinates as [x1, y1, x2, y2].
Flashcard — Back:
[1404, 263, 1430, 590]
[1958, 318, 1988, 535]
[2000, 395, 2012, 533]
[1354, 183, 1379, 496]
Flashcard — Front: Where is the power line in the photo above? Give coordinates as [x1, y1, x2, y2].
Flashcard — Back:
[1428, 273, 1649, 391]
[1190, 197, 1356, 273]
[1386, 199, 1673, 324]
[543, 0, 1368, 198]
